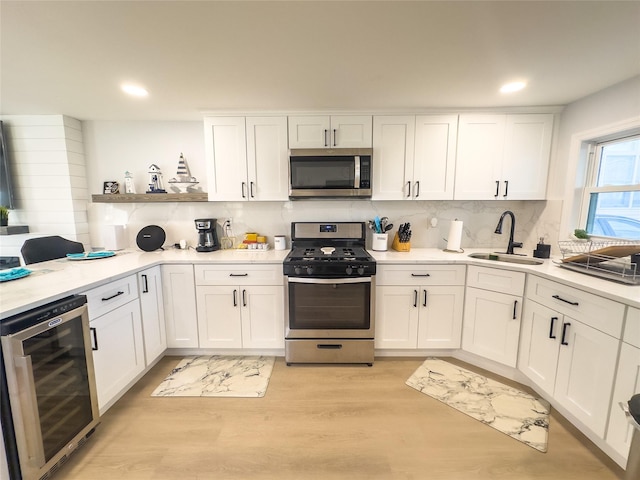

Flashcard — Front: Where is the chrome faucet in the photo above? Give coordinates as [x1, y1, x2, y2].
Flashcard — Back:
[494, 210, 523, 255]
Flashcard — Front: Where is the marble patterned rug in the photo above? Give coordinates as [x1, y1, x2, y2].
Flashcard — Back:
[406, 357, 550, 452]
[151, 355, 275, 398]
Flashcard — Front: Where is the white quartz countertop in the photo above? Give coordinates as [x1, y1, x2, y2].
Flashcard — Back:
[1, 247, 638, 320]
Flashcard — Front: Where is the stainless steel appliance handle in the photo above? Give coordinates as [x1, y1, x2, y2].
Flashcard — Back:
[14, 355, 46, 467]
[354, 156, 361, 189]
[287, 276, 372, 285]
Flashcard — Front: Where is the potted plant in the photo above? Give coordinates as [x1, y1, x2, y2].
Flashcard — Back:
[0, 206, 9, 227]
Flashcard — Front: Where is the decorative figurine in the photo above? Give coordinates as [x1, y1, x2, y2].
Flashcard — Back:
[124, 171, 136, 194]
[146, 164, 166, 193]
[167, 153, 199, 193]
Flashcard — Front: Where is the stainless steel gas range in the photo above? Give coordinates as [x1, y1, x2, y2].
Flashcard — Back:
[283, 222, 376, 366]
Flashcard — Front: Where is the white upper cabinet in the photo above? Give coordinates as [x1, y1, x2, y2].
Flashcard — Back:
[288, 115, 372, 148]
[372, 115, 457, 200]
[454, 113, 553, 200]
[204, 116, 288, 201]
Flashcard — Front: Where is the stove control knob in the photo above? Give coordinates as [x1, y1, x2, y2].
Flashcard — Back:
[306, 266, 314, 275]
[294, 266, 302, 275]
[357, 266, 365, 275]
[345, 266, 353, 275]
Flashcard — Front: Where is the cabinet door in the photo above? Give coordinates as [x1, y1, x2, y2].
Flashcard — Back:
[246, 116, 289, 201]
[241, 286, 285, 349]
[501, 114, 553, 200]
[196, 286, 243, 348]
[137, 266, 166, 365]
[606, 342, 640, 461]
[330, 115, 372, 148]
[454, 115, 505, 200]
[462, 286, 522, 367]
[518, 300, 561, 396]
[417, 286, 464, 349]
[204, 116, 248, 201]
[90, 301, 144, 412]
[554, 317, 619, 436]
[372, 116, 415, 200]
[288, 115, 330, 148]
[162, 265, 198, 348]
[375, 286, 419, 348]
[413, 115, 457, 200]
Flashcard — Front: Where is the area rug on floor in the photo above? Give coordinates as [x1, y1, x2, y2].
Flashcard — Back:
[151, 355, 275, 398]
[406, 357, 550, 452]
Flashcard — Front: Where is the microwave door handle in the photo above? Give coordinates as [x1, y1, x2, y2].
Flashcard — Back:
[354, 156, 361, 189]
[14, 355, 47, 466]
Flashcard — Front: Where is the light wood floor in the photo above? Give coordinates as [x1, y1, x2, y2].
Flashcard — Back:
[61, 356, 624, 480]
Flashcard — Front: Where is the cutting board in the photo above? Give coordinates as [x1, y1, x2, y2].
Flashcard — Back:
[562, 244, 640, 264]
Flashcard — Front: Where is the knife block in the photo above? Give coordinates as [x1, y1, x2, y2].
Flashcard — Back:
[392, 233, 410, 252]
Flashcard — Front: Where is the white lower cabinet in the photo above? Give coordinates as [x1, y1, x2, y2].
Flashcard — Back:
[137, 266, 166, 364]
[194, 264, 284, 350]
[462, 266, 525, 367]
[162, 264, 198, 348]
[375, 264, 465, 349]
[85, 275, 145, 413]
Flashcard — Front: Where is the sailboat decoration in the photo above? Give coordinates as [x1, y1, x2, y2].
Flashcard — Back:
[167, 153, 199, 193]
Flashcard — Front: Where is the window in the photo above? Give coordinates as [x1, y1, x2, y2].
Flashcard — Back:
[581, 135, 640, 240]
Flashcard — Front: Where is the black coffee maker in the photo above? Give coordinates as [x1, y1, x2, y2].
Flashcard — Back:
[195, 218, 220, 252]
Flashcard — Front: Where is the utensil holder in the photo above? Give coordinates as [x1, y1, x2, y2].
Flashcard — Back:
[392, 233, 411, 252]
[372, 233, 388, 251]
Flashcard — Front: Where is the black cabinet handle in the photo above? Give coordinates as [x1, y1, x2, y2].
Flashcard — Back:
[233, 289, 237, 307]
[406, 181, 411, 198]
[102, 291, 124, 301]
[413, 290, 418, 308]
[90, 327, 98, 351]
[561, 322, 571, 346]
[503, 180, 509, 198]
[513, 300, 518, 320]
[415, 181, 420, 198]
[333, 129, 337, 147]
[423, 290, 427, 307]
[549, 317, 558, 339]
[495, 180, 500, 197]
[552, 294, 579, 306]
[242, 289, 247, 307]
[241, 182, 247, 198]
[141, 274, 149, 293]
[411, 273, 431, 277]
[250, 182, 255, 198]
[229, 273, 249, 277]
[324, 129, 329, 147]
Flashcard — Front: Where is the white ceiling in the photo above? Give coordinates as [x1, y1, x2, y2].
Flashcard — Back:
[1, 0, 639, 121]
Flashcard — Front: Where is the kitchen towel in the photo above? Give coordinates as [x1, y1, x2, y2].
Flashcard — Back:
[446, 219, 463, 252]
[151, 355, 275, 398]
[406, 357, 550, 452]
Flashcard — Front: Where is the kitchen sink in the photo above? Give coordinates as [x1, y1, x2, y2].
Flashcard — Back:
[468, 252, 545, 265]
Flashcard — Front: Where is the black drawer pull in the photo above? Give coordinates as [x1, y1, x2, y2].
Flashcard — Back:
[102, 291, 124, 302]
[549, 317, 558, 339]
[411, 273, 431, 277]
[317, 344, 342, 350]
[90, 327, 98, 351]
[229, 273, 249, 277]
[552, 294, 579, 306]
[561, 322, 571, 346]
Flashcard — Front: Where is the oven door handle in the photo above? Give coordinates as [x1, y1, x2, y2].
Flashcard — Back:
[287, 277, 372, 285]
[14, 355, 47, 467]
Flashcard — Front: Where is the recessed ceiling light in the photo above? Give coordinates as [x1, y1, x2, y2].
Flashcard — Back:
[121, 84, 149, 97]
[500, 81, 527, 94]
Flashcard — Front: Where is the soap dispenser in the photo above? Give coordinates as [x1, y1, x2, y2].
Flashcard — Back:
[533, 237, 551, 259]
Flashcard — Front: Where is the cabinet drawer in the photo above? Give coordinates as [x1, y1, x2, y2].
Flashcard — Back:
[625, 307, 640, 348]
[466, 265, 525, 296]
[376, 264, 466, 286]
[195, 264, 283, 286]
[526, 275, 624, 338]
[85, 274, 138, 320]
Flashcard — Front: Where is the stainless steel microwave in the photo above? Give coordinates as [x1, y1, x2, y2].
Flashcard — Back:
[289, 148, 373, 198]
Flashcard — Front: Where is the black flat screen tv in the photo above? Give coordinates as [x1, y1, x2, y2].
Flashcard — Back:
[0, 121, 16, 209]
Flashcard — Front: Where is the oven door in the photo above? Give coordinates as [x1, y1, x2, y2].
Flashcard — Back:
[285, 276, 375, 339]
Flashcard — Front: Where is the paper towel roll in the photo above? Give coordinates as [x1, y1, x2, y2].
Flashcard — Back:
[446, 220, 463, 252]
